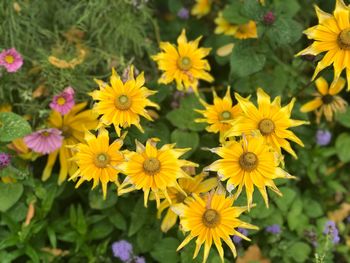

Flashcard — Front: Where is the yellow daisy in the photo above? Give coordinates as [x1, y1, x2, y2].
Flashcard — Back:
[191, 0, 212, 18]
[157, 172, 218, 232]
[208, 135, 294, 209]
[195, 87, 242, 142]
[296, 0, 350, 90]
[177, 192, 258, 262]
[214, 12, 258, 39]
[225, 88, 307, 158]
[89, 66, 159, 137]
[69, 128, 124, 199]
[300, 77, 347, 123]
[152, 29, 214, 93]
[44, 102, 99, 184]
[117, 139, 198, 207]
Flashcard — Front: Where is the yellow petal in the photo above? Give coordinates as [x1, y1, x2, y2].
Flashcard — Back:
[315, 77, 329, 95]
[329, 77, 346, 95]
[300, 98, 323, 112]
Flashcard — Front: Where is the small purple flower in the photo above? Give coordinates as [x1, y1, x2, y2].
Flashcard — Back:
[265, 224, 281, 234]
[112, 240, 133, 262]
[24, 128, 63, 154]
[232, 228, 248, 244]
[134, 256, 146, 263]
[0, 153, 11, 169]
[304, 230, 318, 247]
[316, 130, 332, 146]
[263, 11, 275, 25]
[323, 220, 340, 244]
[0, 48, 23, 73]
[177, 7, 189, 20]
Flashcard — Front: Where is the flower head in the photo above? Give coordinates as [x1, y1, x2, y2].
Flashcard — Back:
[43, 102, 99, 184]
[118, 139, 198, 207]
[177, 8, 189, 20]
[265, 224, 281, 234]
[112, 240, 133, 262]
[177, 192, 258, 262]
[24, 128, 63, 154]
[208, 135, 294, 209]
[90, 66, 159, 137]
[70, 128, 124, 199]
[232, 228, 249, 244]
[215, 12, 258, 39]
[0, 48, 23, 73]
[300, 77, 347, 123]
[134, 256, 146, 263]
[152, 29, 213, 93]
[0, 152, 11, 169]
[49, 87, 75, 115]
[157, 173, 218, 232]
[191, 0, 212, 18]
[296, 0, 350, 90]
[195, 87, 242, 142]
[263, 11, 276, 25]
[225, 88, 307, 158]
[316, 130, 332, 146]
[323, 220, 340, 244]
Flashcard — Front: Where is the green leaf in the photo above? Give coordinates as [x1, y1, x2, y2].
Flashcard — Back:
[171, 129, 199, 158]
[336, 108, 350, 128]
[0, 183, 23, 212]
[151, 237, 180, 263]
[274, 0, 300, 17]
[273, 187, 297, 212]
[128, 197, 148, 236]
[230, 42, 266, 78]
[222, 2, 249, 24]
[89, 187, 118, 210]
[89, 221, 114, 240]
[109, 211, 127, 231]
[267, 18, 303, 46]
[335, 133, 350, 162]
[303, 199, 323, 218]
[0, 112, 31, 142]
[285, 242, 311, 263]
[137, 226, 162, 253]
[241, 0, 264, 20]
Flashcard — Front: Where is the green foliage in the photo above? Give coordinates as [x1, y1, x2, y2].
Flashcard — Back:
[0, 112, 31, 142]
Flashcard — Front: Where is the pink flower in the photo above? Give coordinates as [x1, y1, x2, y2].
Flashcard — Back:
[49, 86, 75, 115]
[0, 48, 23, 73]
[24, 128, 63, 154]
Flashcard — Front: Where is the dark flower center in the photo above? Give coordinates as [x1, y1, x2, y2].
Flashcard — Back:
[338, 28, 350, 49]
[115, 95, 132, 110]
[177, 56, 192, 71]
[94, 153, 110, 168]
[220, 111, 232, 120]
[322, 94, 334, 104]
[258, 118, 275, 135]
[239, 152, 258, 172]
[202, 209, 220, 228]
[175, 192, 186, 203]
[143, 158, 161, 174]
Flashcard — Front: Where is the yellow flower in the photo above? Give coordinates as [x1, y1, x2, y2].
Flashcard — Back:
[191, 0, 212, 18]
[300, 77, 347, 123]
[90, 66, 159, 137]
[296, 0, 350, 90]
[208, 135, 294, 209]
[152, 29, 214, 93]
[44, 102, 99, 184]
[48, 45, 87, 69]
[225, 88, 307, 158]
[157, 173, 218, 232]
[69, 128, 124, 199]
[177, 192, 258, 262]
[195, 87, 242, 142]
[117, 139, 198, 207]
[214, 12, 258, 39]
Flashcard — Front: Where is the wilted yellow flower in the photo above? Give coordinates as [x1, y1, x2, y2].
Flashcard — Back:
[191, 0, 212, 18]
[195, 87, 242, 142]
[177, 192, 258, 262]
[90, 66, 159, 137]
[225, 88, 307, 158]
[152, 29, 214, 93]
[118, 139, 198, 207]
[300, 77, 347, 123]
[296, 0, 350, 90]
[48, 45, 87, 69]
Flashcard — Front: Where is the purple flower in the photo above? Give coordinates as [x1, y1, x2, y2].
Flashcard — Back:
[232, 228, 248, 244]
[323, 220, 340, 244]
[316, 130, 332, 146]
[265, 224, 281, 234]
[50, 87, 75, 115]
[24, 128, 63, 154]
[112, 240, 133, 262]
[177, 8, 189, 20]
[263, 11, 275, 25]
[134, 256, 146, 263]
[0, 153, 11, 169]
[0, 48, 23, 73]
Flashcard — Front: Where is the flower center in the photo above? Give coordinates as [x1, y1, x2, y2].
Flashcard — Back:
[57, 97, 66, 105]
[41, 131, 51, 137]
[175, 192, 186, 203]
[94, 153, 110, 168]
[61, 125, 72, 138]
[143, 157, 161, 174]
[202, 209, 220, 228]
[239, 152, 258, 172]
[322, 94, 334, 104]
[115, 95, 132, 110]
[177, 56, 192, 71]
[258, 118, 275, 135]
[5, 55, 14, 64]
[338, 28, 350, 49]
[220, 111, 232, 120]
